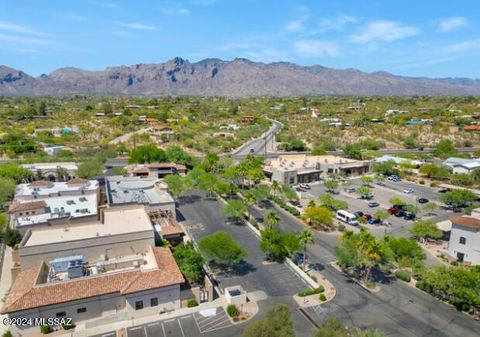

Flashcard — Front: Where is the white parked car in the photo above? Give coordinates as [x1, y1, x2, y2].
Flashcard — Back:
[403, 188, 414, 194]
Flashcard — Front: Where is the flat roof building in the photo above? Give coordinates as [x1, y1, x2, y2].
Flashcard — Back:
[21, 162, 78, 181]
[16, 205, 155, 269]
[8, 179, 99, 233]
[264, 154, 372, 185]
[443, 157, 480, 174]
[128, 162, 187, 179]
[106, 176, 175, 214]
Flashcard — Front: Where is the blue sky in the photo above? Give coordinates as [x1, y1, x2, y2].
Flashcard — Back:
[0, 0, 479, 78]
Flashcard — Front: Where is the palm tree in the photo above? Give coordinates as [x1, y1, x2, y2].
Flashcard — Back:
[264, 210, 280, 230]
[298, 229, 315, 271]
[271, 180, 280, 197]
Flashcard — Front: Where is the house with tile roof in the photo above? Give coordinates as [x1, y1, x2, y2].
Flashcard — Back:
[1, 247, 185, 331]
[447, 215, 480, 265]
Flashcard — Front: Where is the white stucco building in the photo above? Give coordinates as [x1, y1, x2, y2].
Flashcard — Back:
[447, 215, 480, 265]
[443, 157, 480, 174]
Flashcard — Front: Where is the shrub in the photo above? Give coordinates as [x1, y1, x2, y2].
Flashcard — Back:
[3, 331, 12, 337]
[338, 224, 346, 232]
[430, 182, 439, 188]
[40, 325, 51, 334]
[62, 322, 75, 330]
[395, 269, 411, 282]
[416, 280, 432, 293]
[297, 286, 325, 297]
[226, 304, 238, 317]
[187, 299, 199, 307]
[310, 275, 318, 282]
[419, 180, 425, 185]
[319, 294, 327, 301]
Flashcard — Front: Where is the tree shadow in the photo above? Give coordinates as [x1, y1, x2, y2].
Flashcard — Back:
[177, 194, 202, 205]
[212, 260, 256, 277]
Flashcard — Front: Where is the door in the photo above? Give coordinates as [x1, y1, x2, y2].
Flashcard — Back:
[457, 252, 465, 262]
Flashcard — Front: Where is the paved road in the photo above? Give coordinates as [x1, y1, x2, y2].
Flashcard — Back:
[176, 191, 314, 337]
[246, 200, 480, 337]
[230, 119, 282, 158]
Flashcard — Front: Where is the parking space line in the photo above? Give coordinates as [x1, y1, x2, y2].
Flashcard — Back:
[180, 315, 191, 320]
[163, 318, 176, 323]
[202, 318, 232, 332]
[102, 333, 115, 337]
[130, 327, 142, 331]
[193, 312, 202, 333]
[202, 320, 233, 333]
[161, 322, 166, 337]
[144, 326, 148, 337]
[148, 322, 160, 327]
[178, 319, 186, 337]
[198, 314, 228, 330]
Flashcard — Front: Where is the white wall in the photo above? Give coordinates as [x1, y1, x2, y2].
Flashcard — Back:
[448, 224, 480, 265]
[125, 285, 181, 317]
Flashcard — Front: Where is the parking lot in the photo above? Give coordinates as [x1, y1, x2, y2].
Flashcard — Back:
[298, 178, 454, 237]
[123, 307, 237, 337]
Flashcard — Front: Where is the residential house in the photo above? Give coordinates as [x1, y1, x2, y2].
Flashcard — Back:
[447, 215, 480, 265]
[128, 163, 187, 179]
[21, 162, 78, 181]
[43, 145, 69, 156]
[8, 179, 99, 234]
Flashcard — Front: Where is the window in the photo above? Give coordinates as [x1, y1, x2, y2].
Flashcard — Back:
[150, 297, 158, 307]
[56, 311, 66, 318]
[135, 300, 144, 310]
[459, 237, 466, 245]
[77, 307, 87, 314]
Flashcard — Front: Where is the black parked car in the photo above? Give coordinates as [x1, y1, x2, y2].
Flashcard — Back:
[403, 212, 416, 220]
[354, 211, 364, 217]
[439, 187, 452, 193]
[394, 210, 405, 217]
[418, 198, 429, 204]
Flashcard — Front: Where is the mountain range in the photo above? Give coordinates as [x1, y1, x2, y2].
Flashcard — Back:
[1, 57, 480, 96]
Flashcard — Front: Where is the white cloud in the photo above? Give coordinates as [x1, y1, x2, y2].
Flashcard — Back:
[0, 33, 51, 45]
[285, 14, 309, 33]
[99, 2, 118, 9]
[438, 17, 468, 32]
[317, 15, 357, 33]
[122, 23, 158, 30]
[0, 21, 46, 37]
[161, 8, 190, 15]
[293, 40, 339, 57]
[447, 39, 480, 53]
[351, 20, 419, 43]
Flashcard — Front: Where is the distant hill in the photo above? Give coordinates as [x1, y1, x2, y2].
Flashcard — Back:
[1, 57, 480, 96]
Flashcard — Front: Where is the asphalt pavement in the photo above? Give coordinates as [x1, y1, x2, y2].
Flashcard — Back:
[176, 191, 314, 337]
[245, 198, 480, 337]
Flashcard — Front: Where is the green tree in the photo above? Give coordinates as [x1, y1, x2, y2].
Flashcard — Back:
[260, 228, 291, 261]
[222, 199, 247, 224]
[433, 139, 457, 159]
[356, 186, 371, 197]
[423, 202, 437, 215]
[251, 184, 271, 204]
[163, 174, 187, 197]
[173, 242, 205, 284]
[0, 177, 16, 204]
[403, 136, 418, 149]
[243, 304, 295, 337]
[303, 206, 334, 230]
[197, 172, 218, 198]
[343, 143, 363, 160]
[271, 180, 280, 197]
[129, 145, 166, 164]
[298, 229, 315, 271]
[264, 210, 281, 230]
[312, 316, 349, 337]
[360, 176, 374, 186]
[77, 160, 102, 179]
[373, 161, 398, 176]
[318, 194, 348, 211]
[165, 146, 194, 167]
[384, 236, 425, 270]
[450, 173, 474, 187]
[0, 163, 31, 182]
[324, 179, 339, 193]
[388, 197, 406, 206]
[373, 210, 389, 221]
[1, 227, 22, 247]
[410, 220, 443, 242]
[440, 188, 477, 207]
[199, 231, 247, 266]
[336, 229, 392, 283]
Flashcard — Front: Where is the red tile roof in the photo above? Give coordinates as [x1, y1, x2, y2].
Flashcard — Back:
[451, 216, 480, 229]
[1, 247, 184, 314]
[8, 200, 47, 213]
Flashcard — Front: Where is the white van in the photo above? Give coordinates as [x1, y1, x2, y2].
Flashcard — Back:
[336, 210, 358, 226]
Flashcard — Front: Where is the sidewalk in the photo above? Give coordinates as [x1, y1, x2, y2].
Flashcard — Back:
[62, 297, 227, 337]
